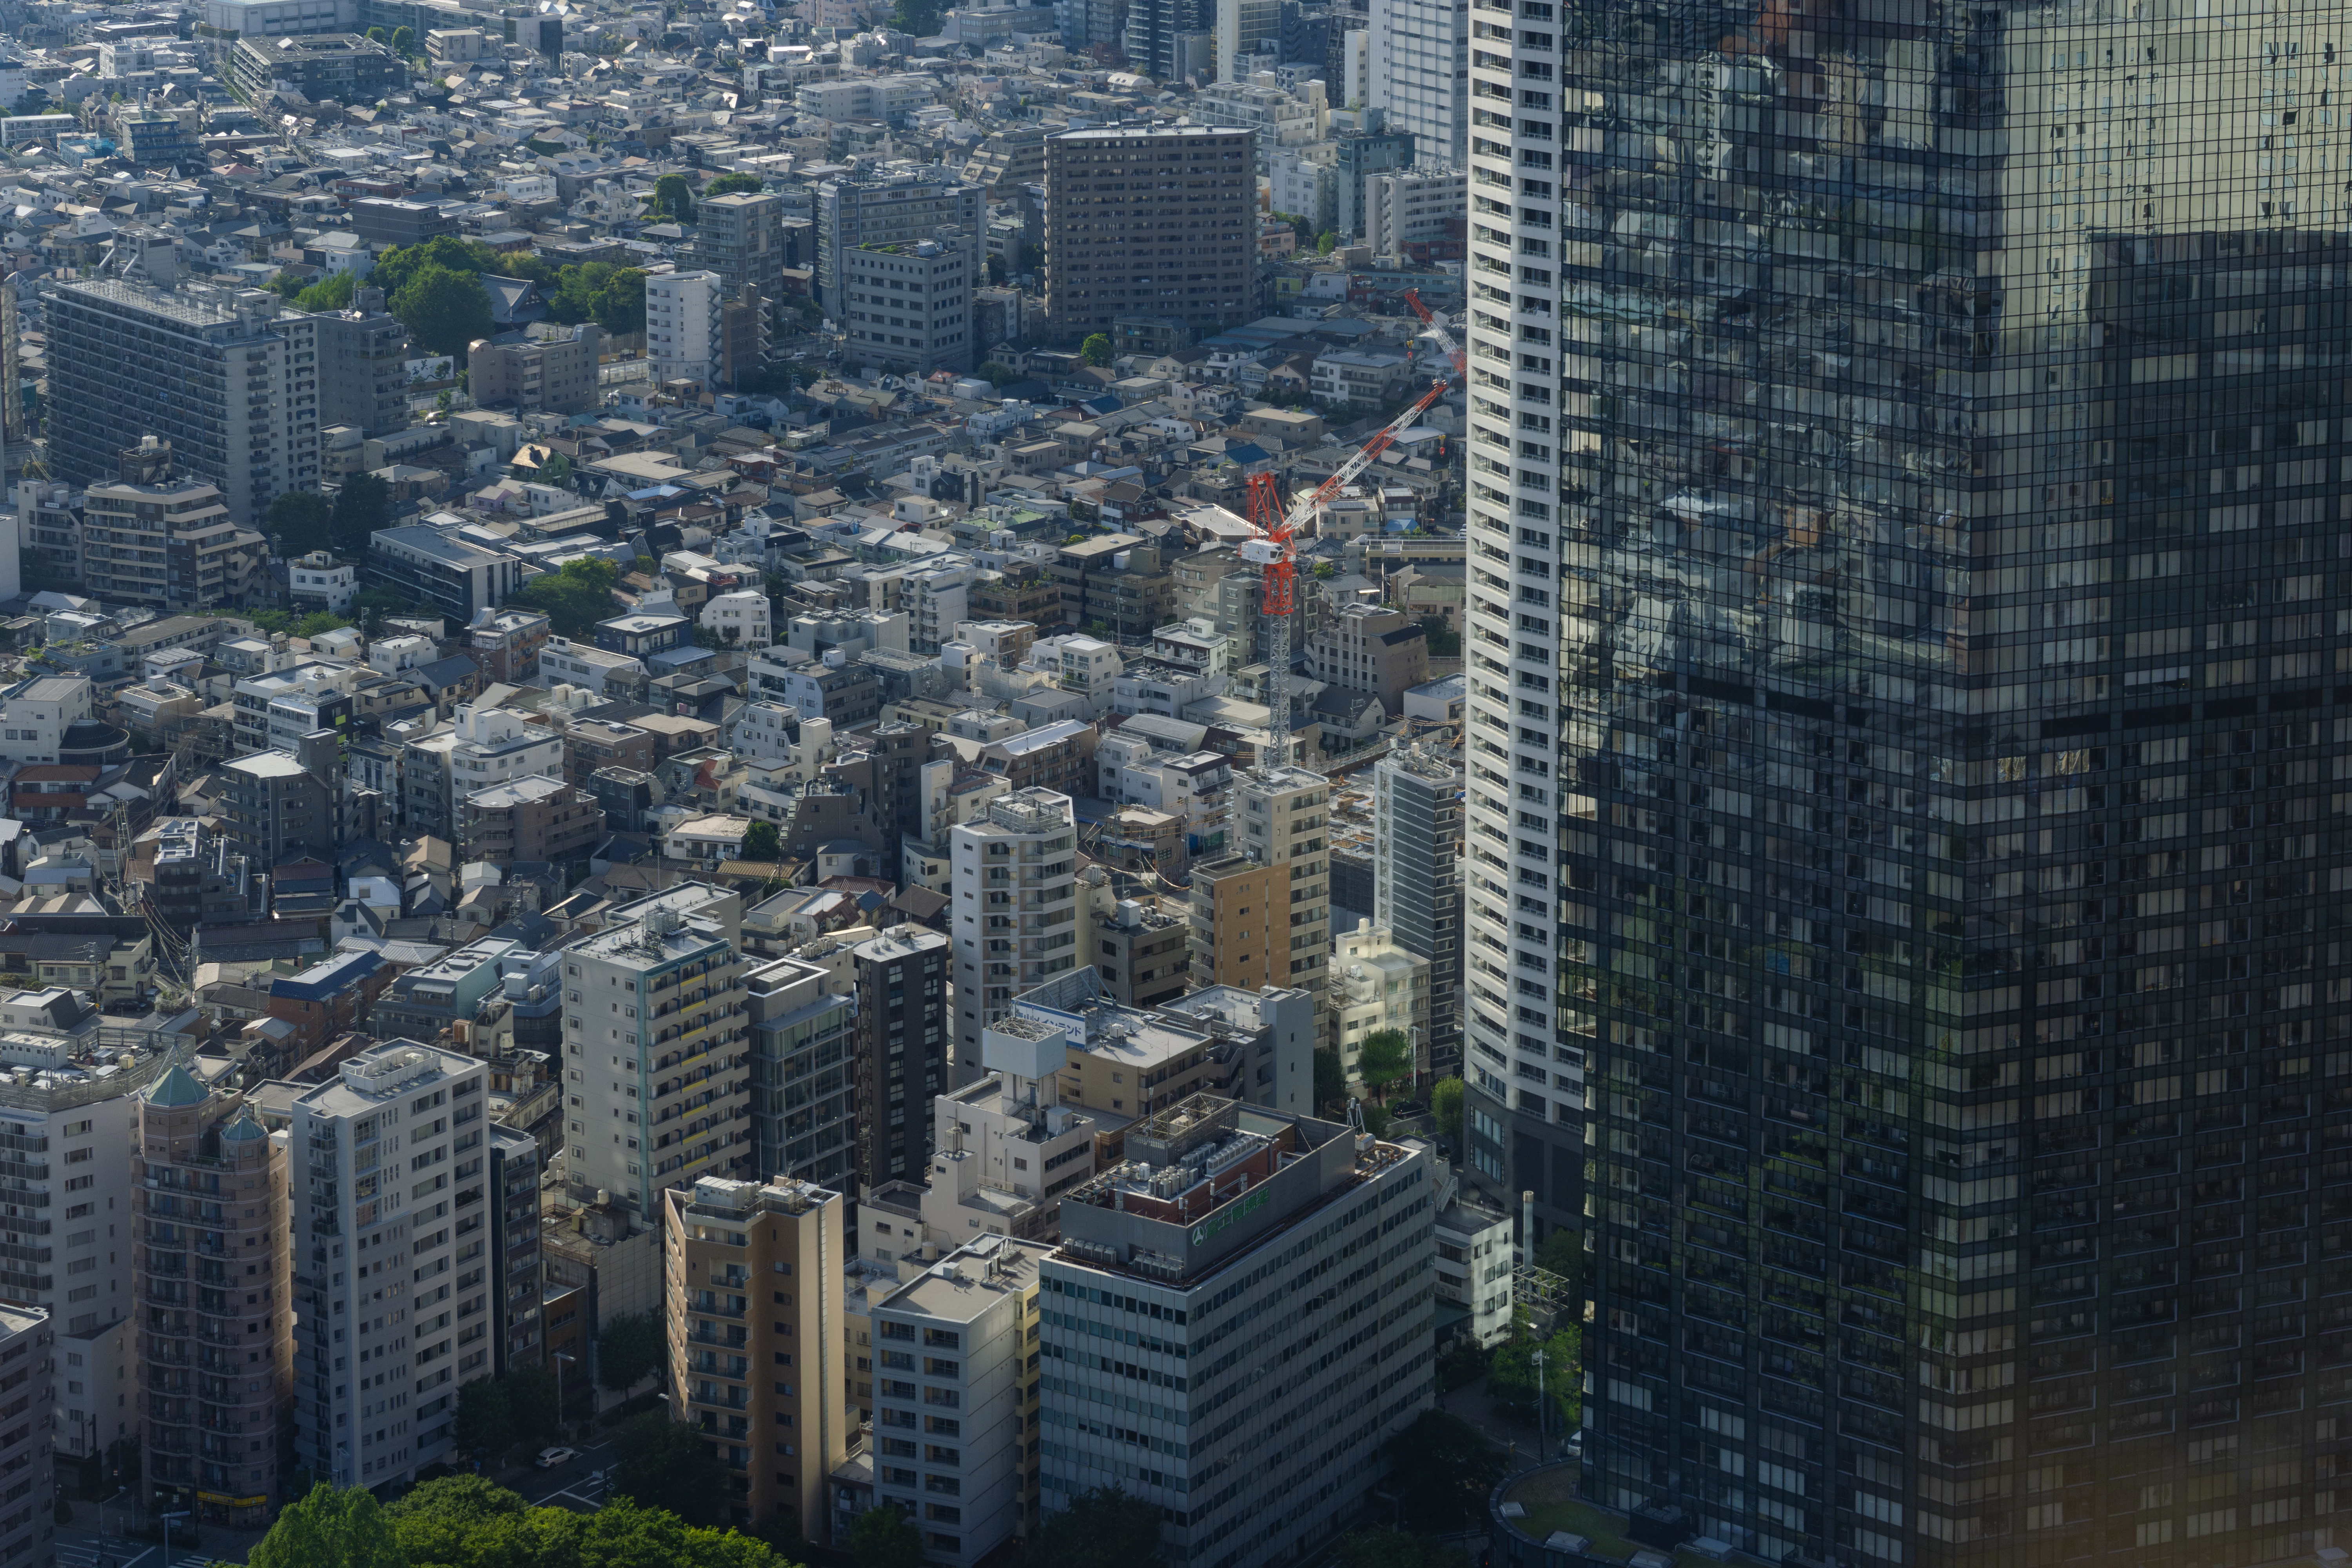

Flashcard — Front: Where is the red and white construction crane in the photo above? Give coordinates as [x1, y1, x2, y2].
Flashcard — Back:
[1239, 292, 1461, 763]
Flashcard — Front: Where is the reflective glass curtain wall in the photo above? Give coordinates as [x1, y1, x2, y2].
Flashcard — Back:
[1463, 0, 2352, 1564]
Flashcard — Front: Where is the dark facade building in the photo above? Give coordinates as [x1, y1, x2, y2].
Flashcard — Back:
[1043, 127, 1256, 340]
[844, 927, 949, 1191]
[1468, 7, 2352, 1568]
[488, 1127, 543, 1376]
[229, 33, 401, 104]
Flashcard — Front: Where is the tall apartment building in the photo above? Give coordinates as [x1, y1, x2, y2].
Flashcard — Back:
[561, 884, 751, 1218]
[466, 323, 606, 415]
[1371, 744, 1460, 1074]
[813, 168, 985, 313]
[692, 190, 786, 318]
[45, 279, 319, 526]
[949, 790, 1081, 1081]
[868, 1235, 1048, 1566]
[0, 996, 197, 1478]
[312, 287, 409, 436]
[1211, 0, 1279, 81]
[1121, 0, 1213, 83]
[1335, 130, 1415, 240]
[844, 928, 950, 1192]
[646, 270, 724, 388]
[1465, 5, 2352, 1564]
[0, 1308, 51, 1567]
[743, 954, 858, 1194]
[842, 236, 974, 377]
[1185, 855, 1292, 995]
[1234, 766, 1331, 1001]
[1330, 920, 1428, 1088]
[289, 1040, 491, 1489]
[77, 437, 267, 612]
[1039, 1094, 1432, 1566]
[662, 1176, 848, 1537]
[1362, 167, 1466, 261]
[487, 1128, 542, 1376]
[134, 1069, 292, 1521]
[1364, 0, 1462, 166]
[1042, 128, 1256, 340]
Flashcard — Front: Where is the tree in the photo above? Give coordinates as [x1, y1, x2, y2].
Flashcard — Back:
[1317, 230, 1338, 254]
[887, 0, 944, 34]
[370, 236, 503, 299]
[1333, 1534, 1472, 1568]
[365, 25, 388, 41]
[331, 473, 390, 554]
[976, 361, 1020, 388]
[593, 268, 647, 335]
[1430, 1076, 1464, 1144]
[266, 269, 310, 299]
[506, 1363, 563, 1447]
[704, 171, 762, 196]
[1079, 333, 1113, 366]
[252, 1484, 411, 1568]
[1377, 1411, 1507, 1532]
[985, 252, 1007, 285]
[390, 24, 414, 52]
[742, 820, 782, 861]
[1418, 614, 1461, 657]
[595, 1307, 664, 1392]
[650, 172, 696, 223]
[1312, 1046, 1345, 1114]
[453, 1375, 515, 1461]
[295, 270, 358, 312]
[610, 1417, 730, 1528]
[267, 490, 334, 555]
[1357, 1027, 1414, 1099]
[1487, 1313, 1580, 1429]
[1534, 1227, 1586, 1305]
[392, 265, 495, 358]
[508, 557, 621, 640]
[847, 1506, 923, 1568]
[386, 1475, 528, 1568]
[1021, 1486, 1163, 1568]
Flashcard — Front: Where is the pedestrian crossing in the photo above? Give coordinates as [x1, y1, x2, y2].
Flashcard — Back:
[58, 1539, 223, 1568]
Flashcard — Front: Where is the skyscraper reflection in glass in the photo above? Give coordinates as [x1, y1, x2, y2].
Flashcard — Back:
[1461, 1, 2352, 1564]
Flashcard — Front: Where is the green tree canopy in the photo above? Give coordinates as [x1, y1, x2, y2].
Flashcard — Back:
[847, 1506, 922, 1568]
[390, 24, 414, 51]
[593, 268, 647, 335]
[391, 264, 495, 357]
[1430, 1076, 1464, 1143]
[267, 489, 334, 555]
[1534, 1227, 1586, 1304]
[1020, 1486, 1163, 1568]
[508, 556, 620, 640]
[372, 236, 557, 301]
[1079, 332, 1113, 366]
[1488, 1312, 1580, 1430]
[453, 1375, 515, 1461]
[295, 270, 359, 312]
[650, 173, 696, 223]
[1377, 1411, 1507, 1533]
[387, 1475, 529, 1568]
[1317, 230, 1338, 254]
[253, 1483, 412, 1568]
[742, 820, 782, 861]
[596, 1306, 664, 1390]
[610, 1417, 730, 1528]
[703, 172, 763, 196]
[331, 472, 390, 554]
[266, 269, 310, 299]
[506, 1363, 563, 1447]
[887, 0, 944, 34]
[1358, 1028, 1414, 1097]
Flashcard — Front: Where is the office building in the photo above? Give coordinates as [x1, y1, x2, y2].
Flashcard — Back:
[1121, 0, 1214, 83]
[1370, 744, 1460, 1073]
[662, 1176, 849, 1536]
[1043, 128, 1256, 340]
[842, 236, 974, 377]
[949, 790, 1081, 1081]
[744, 954, 858, 1196]
[868, 1235, 1048, 1566]
[227, 32, 399, 102]
[488, 1128, 542, 1376]
[1085, 896, 1190, 1010]
[1038, 1094, 1432, 1566]
[312, 287, 409, 436]
[1425, 1147, 1510, 1349]
[1330, 920, 1428, 1089]
[0, 1307, 50, 1559]
[344, 197, 457, 248]
[45, 280, 319, 527]
[813, 168, 985, 313]
[842, 928, 951, 1192]
[646, 270, 723, 388]
[1365, 0, 1462, 166]
[467, 324, 607, 415]
[289, 1040, 490, 1489]
[364, 525, 524, 620]
[134, 1070, 291, 1523]
[372, 938, 523, 1046]
[1463, 5, 2352, 1562]
[561, 884, 751, 1218]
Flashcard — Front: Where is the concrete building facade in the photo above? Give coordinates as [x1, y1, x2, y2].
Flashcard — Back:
[1042, 128, 1256, 340]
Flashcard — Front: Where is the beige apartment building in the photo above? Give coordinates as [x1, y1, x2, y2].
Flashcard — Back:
[663, 1175, 850, 1538]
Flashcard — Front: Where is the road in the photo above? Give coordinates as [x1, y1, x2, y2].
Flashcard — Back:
[511, 1439, 619, 1512]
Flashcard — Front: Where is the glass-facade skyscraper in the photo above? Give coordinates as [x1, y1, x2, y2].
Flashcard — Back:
[1462, 1, 2352, 1565]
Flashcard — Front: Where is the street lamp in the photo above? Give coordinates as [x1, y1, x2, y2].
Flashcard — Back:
[160, 1509, 190, 1568]
[552, 1352, 578, 1441]
[1533, 1347, 1548, 1463]
[97, 1486, 125, 1539]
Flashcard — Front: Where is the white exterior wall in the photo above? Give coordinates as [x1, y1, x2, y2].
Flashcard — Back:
[646, 270, 722, 387]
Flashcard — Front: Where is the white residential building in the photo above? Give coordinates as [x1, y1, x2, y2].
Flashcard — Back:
[1367, 0, 1465, 164]
[645, 270, 723, 387]
[866, 1235, 1048, 1567]
[1365, 167, 1467, 259]
[558, 884, 750, 1220]
[289, 1040, 492, 1490]
[1330, 918, 1430, 1089]
[947, 790, 1080, 1082]
[444, 702, 565, 798]
[700, 588, 773, 650]
[538, 637, 644, 699]
[0, 675, 91, 766]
